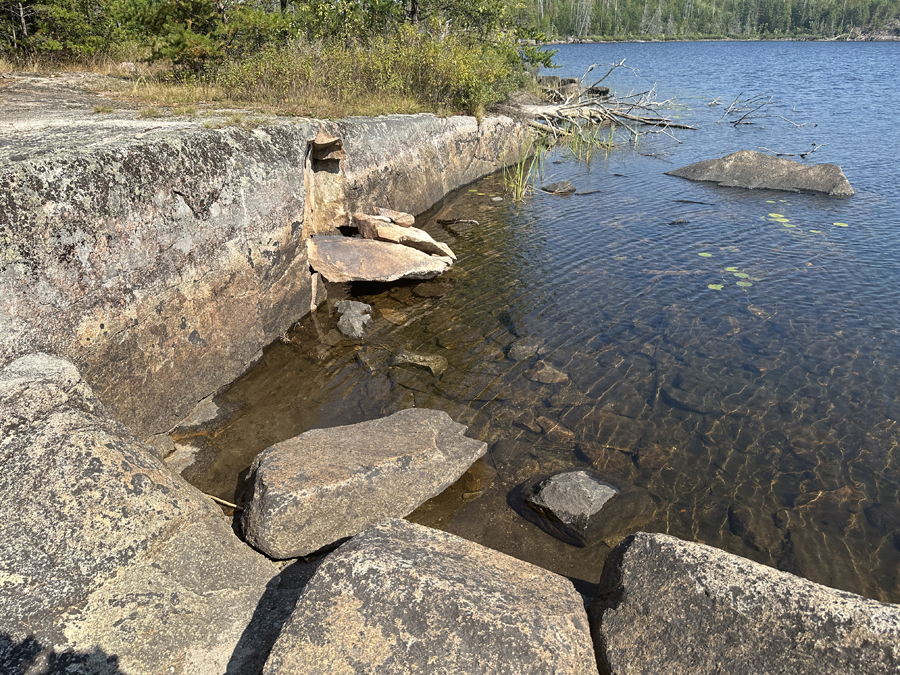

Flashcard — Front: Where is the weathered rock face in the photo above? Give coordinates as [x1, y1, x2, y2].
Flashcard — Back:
[353, 212, 456, 259]
[0, 121, 317, 439]
[305, 114, 528, 235]
[665, 149, 855, 197]
[0, 353, 279, 675]
[589, 532, 900, 675]
[241, 409, 487, 558]
[307, 235, 452, 283]
[522, 470, 656, 547]
[262, 519, 599, 675]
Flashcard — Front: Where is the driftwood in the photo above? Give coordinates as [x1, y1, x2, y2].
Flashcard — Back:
[526, 59, 696, 147]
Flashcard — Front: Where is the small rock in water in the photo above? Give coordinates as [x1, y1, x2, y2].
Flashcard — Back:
[335, 300, 371, 338]
[491, 196, 504, 202]
[541, 180, 576, 195]
[535, 416, 575, 443]
[391, 348, 448, 376]
[526, 360, 569, 384]
[521, 469, 656, 547]
[413, 282, 453, 298]
[379, 307, 409, 325]
[507, 338, 541, 361]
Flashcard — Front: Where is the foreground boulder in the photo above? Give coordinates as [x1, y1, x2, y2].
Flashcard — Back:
[589, 532, 900, 675]
[523, 470, 656, 547]
[307, 235, 452, 283]
[241, 409, 486, 558]
[666, 150, 854, 197]
[263, 519, 599, 674]
[0, 353, 279, 674]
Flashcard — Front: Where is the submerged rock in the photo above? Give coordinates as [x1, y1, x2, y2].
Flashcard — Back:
[335, 299, 372, 338]
[666, 149, 854, 197]
[241, 409, 486, 558]
[526, 360, 569, 384]
[307, 236, 452, 283]
[508, 337, 542, 361]
[354, 213, 456, 259]
[590, 532, 900, 675]
[522, 470, 656, 547]
[263, 519, 599, 675]
[542, 180, 577, 195]
[0, 353, 278, 674]
[390, 348, 448, 376]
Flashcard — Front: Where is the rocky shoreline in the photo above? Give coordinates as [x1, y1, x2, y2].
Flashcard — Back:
[2, 74, 900, 674]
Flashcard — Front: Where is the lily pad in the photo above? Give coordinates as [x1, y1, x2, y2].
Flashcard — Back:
[734, 272, 750, 279]
[810, 229, 823, 233]
[725, 266, 739, 272]
[708, 284, 724, 290]
[766, 200, 776, 203]
[736, 281, 753, 287]
[772, 217, 790, 223]
[768, 213, 785, 218]
[698, 252, 713, 257]
[834, 222, 849, 227]
[468, 189, 478, 192]
[782, 223, 796, 228]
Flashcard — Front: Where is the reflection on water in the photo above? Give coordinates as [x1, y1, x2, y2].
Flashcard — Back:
[183, 42, 900, 602]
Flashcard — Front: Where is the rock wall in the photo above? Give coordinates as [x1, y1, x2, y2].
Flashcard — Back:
[0, 113, 525, 441]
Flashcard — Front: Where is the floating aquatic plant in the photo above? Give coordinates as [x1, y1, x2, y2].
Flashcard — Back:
[783, 223, 796, 228]
[725, 266, 739, 272]
[736, 281, 753, 287]
[834, 222, 849, 227]
[810, 229, 823, 233]
[699, 252, 713, 257]
[708, 284, 724, 290]
[769, 213, 784, 218]
[734, 272, 750, 278]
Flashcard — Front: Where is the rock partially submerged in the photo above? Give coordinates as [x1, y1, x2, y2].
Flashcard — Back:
[307, 235, 452, 283]
[241, 409, 486, 558]
[590, 532, 900, 674]
[353, 212, 456, 259]
[522, 470, 656, 547]
[666, 149, 854, 197]
[390, 348, 448, 376]
[542, 180, 577, 195]
[0, 353, 278, 674]
[336, 299, 372, 338]
[263, 519, 599, 675]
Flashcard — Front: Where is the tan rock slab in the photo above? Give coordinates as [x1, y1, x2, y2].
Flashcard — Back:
[307, 236, 452, 283]
[241, 409, 486, 558]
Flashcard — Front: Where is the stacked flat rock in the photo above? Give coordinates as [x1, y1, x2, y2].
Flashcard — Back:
[262, 519, 599, 675]
[590, 532, 900, 674]
[307, 207, 456, 283]
[307, 236, 452, 283]
[241, 409, 486, 558]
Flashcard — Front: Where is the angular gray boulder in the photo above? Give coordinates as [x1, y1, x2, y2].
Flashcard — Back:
[666, 149, 854, 197]
[589, 532, 900, 675]
[307, 235, 452, 283]
[523, 470, 656, 547]
[263, 519, 599, 675]
[241, 409, 487, 558]
[0, 353, 279, 675]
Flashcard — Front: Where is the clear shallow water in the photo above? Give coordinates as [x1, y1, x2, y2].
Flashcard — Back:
[187, 41, 900, 601]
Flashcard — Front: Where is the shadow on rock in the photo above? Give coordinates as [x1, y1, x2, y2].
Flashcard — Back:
[1, 634, 125, 675]
[226, 557, 326, 674]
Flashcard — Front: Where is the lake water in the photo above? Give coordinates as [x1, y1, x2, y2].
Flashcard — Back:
[187, 41, 900, 602]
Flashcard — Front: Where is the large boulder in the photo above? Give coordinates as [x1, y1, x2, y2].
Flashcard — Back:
[262, 519, 599, 675]
[307, 235, 452, 283]
[0, 353, 280, 675]
[665, 150, 854, 197]
[589, 532, 900, 675]
[241, 409, 487, 558]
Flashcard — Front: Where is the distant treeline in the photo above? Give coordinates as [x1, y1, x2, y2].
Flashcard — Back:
[510, 0, 900, 38]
